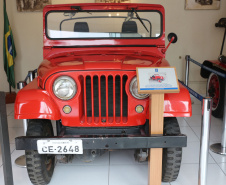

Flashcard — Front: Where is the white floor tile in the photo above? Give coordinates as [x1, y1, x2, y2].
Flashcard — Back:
[211, 116, 223, 127]
[8, 128, 24, 144]
[192, 104, 202, 115]
[6, 104, 14, 116]
[171, 164, 226, 185]
[180, 127, 199, 143]
[12, 165, 31, 185]
[0, 150, 30, 185]
[185, 114, 223, 128]
[185, 115, 202, 127]
[218, 163, 226, 175]
[110, 150, 147, 165]
[7, 116, 24, 128]
[182, 142, 215, 164]
[109, 164, 170, 185]
[109, 164, 147, 185]
[190, 96, 201, 105]
[50, 165, 109, 185]
[0, 166, 4, 185]
[191, 126, 222, 143]
[177, 117, 189, 127]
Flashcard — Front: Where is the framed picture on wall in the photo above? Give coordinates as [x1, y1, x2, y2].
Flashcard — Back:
[185, 0, 221, 10]
[16, 0, 51, 12]
[95, 0, 131, 3]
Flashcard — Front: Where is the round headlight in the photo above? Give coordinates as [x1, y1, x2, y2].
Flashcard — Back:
[129, 77, 149, 99]
[53, 76, 77, 100]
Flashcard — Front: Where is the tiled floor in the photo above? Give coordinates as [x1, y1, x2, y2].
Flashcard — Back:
[1, 97, 226, 185]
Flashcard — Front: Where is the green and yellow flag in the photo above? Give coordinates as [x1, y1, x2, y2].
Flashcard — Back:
[3, 0, 16, 89]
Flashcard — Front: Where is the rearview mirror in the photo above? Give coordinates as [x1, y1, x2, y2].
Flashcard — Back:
[168, 33, 178, 43]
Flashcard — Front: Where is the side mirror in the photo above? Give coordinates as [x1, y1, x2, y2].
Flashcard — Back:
[162, 33, 178, 54]
[168, 33, 178, 43]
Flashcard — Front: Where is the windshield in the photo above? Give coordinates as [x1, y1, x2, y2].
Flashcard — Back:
[46, 11, 162, 39]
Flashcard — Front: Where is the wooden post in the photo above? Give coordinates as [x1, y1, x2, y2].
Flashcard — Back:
[136, 67, 180, 185]
[148, 93, 164, 185]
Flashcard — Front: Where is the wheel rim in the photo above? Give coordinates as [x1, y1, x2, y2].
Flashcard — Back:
[207, 74, 220, 110]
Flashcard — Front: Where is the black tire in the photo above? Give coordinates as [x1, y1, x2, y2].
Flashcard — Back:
[25, 119, 55, 185]
[207, 73, 225, 118]
[162, 117, 182, 182]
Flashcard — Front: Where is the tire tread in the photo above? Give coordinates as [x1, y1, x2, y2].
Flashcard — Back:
[162, 117, 182, 182]
[25, 119, 55, 185]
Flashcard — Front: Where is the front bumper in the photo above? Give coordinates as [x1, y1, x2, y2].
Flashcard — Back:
[15, 134, 187, 150]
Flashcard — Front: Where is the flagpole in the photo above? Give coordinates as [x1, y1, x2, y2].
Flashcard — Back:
[4, 0, 11, 94]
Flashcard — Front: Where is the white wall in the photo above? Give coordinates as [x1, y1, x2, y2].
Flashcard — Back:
[0, 0, 225, 94]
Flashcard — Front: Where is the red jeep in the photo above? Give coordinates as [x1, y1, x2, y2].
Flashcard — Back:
[15, 3, 191, 185]
[150, 74, 165, 82]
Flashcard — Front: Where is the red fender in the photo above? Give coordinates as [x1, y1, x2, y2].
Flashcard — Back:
[14, 79, 61, 120]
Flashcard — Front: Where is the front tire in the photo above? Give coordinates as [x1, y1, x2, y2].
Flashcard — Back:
[207, 73, 224, 118]
[140, 118, 182, 182]
[162, 117, 182, 182]
[25, 119, 55, 185]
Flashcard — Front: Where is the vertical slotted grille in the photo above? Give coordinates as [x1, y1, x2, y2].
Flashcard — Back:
[83, 74, 128, 123]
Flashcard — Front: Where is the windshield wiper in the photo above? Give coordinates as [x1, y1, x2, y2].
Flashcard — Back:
[132, 8, 149, 33]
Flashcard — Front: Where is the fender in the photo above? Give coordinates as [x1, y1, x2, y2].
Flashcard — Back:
[145, 84, 192, 119]
[163, 84, 192, 117]
[14, 79, 61, 120]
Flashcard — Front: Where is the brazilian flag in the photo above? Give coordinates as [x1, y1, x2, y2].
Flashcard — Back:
[3, 0, 16, 89]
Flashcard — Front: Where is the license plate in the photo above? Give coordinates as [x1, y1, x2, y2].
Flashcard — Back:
[37, 140, 83, 154]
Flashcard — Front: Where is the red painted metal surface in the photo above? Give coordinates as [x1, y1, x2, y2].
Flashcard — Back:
[15, 72, 191, 127]
[14, 3, 192, 127]
[15, 79, 61, 120]
[207, 60, 226, 72]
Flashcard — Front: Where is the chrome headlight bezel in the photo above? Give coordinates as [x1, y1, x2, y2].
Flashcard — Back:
[129, 76, 149, 100]
[53, 76, 77, 100]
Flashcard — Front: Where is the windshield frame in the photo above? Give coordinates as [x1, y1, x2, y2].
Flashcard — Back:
[45, 10, 163, 40]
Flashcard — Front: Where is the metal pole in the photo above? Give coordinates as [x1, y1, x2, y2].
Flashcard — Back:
[17, 81, 27, 90]
[221, 80, 226, 152]
[23, 119, 28, 135]
[185, 55, 190, 86]
[15, 81, 27, 168]
[198, 97, 212, 185]
[0, 92, 14, 185]
[220, 28, 226, 55]
[28, 70, 36, 82]
[210, 80, 226, 155]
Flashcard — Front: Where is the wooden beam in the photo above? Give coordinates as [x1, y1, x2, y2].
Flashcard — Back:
[148, 93, 164, 185]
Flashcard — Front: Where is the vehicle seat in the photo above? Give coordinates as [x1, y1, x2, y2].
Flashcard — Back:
[122, 21, 137, 33]
[74, 22, 89, 32]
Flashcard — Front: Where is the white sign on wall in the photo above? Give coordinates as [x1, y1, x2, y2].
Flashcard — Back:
[137, 67, 180, 94]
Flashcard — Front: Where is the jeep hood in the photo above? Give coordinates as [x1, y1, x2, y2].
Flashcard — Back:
[38, 53, 170, 83]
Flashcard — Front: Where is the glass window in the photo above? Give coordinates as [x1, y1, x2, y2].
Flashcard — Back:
[46, 11, 162, 39]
